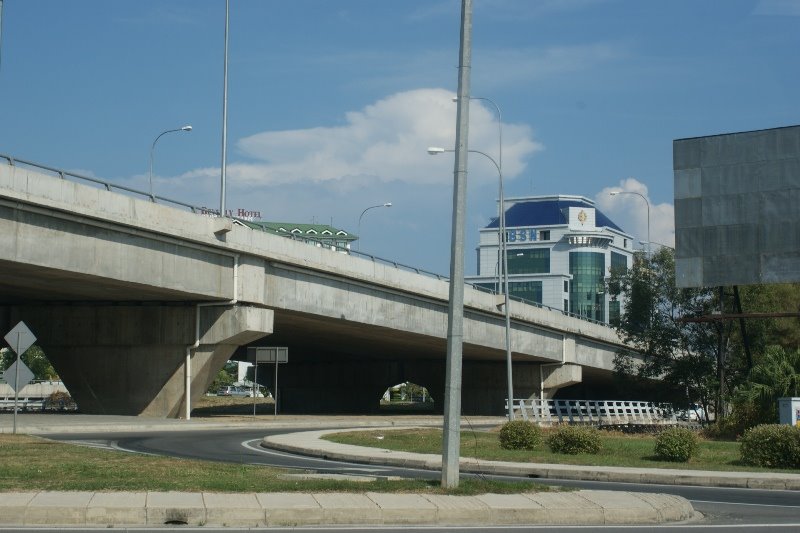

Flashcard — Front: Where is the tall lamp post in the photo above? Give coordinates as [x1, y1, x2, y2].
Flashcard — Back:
[149, 125, 192, 199]
[220, 0, 230, 217]
[610, 191, 650, 259]
[357, 203, 392, 251]
[428, 146, 514, 421]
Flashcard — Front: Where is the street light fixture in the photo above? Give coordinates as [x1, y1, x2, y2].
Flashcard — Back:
[428, 145, 514, 421]
[149, 125, 192, 199]
[357, 202, 392, 251]
[610, 191, 650, 259]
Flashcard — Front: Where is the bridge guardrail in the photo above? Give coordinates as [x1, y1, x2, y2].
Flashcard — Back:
[0, 398, 46, 411]
[507, 399, 677, 426]
[2, 153, 612, 329]
[1, 153, 202, 213]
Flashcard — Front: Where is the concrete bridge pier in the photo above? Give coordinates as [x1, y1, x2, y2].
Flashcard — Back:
[538, 363, 583, 400]
[4, 304, 273, 417]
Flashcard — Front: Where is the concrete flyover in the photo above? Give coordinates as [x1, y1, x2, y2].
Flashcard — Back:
[0, 157, 634, 417]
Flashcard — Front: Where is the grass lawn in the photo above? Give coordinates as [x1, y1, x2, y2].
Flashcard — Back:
[325, 427, 798, 474]
[0, 434, 547, 495]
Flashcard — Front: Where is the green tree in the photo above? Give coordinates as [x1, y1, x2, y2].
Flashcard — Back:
[731, 345, 800, 426]
[206, 361, 237, 393]
[731, 283, 800, 357]
[1, 345, 58, 380]
[607, 248, 724, 418]
[608, 249, 800, 423]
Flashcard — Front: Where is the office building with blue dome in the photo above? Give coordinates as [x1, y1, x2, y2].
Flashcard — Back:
[466, 195, 634, 325]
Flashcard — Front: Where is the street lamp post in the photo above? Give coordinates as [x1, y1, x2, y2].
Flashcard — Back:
[220, 0, 230, 218]
[357, 203, 392, 251]
[428, 146, 514, 421]
[149, 125, 192, 199]
[610, 191, 650, 259]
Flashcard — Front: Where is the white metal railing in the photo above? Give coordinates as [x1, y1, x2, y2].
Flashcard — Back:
[506, 399, 676, 425]
[0, 398, 46, 411]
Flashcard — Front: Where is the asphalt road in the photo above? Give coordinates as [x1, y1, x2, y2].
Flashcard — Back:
[47, 428, 800, 529]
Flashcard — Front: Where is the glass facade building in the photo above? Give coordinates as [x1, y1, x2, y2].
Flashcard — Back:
[569, 252, 606, 322]
[465, 195, 634, 324]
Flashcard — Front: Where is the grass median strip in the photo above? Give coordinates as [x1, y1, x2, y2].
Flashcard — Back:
[324, 427, 798, 474]
[0, 434, 548, 495]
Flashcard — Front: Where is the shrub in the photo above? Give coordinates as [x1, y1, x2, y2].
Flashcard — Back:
[654, 427, 698, 462]
[739, 424, 800, 468]
[547, 425, 602, 455]
[45, 391, 76, 410]
[498, 420, 542, 450]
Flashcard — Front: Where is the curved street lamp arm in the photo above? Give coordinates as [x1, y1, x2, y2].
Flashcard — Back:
[356, 203, 392, 251]
[149, 126, 192, 199]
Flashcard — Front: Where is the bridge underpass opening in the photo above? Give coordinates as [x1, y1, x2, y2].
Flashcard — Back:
[233, 338, 569, 416]
[379, 381, 435, 413]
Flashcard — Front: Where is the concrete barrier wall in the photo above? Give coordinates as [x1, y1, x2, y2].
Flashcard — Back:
[0, 380, 68, 398]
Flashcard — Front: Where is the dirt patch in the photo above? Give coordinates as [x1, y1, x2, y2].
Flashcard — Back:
[191, 395, 275, 416]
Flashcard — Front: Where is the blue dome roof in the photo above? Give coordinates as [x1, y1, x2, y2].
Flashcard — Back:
[486, 198, 625, 232]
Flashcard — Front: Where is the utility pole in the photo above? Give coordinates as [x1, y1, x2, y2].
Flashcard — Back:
[441, 0, 472, 489]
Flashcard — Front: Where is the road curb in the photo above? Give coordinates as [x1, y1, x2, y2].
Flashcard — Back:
[0, 490, 699, 527]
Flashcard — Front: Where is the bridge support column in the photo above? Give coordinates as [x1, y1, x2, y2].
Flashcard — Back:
[539, 363, 582, 400]
[6, 304, 273, 417]
[460, 361, 544, 416]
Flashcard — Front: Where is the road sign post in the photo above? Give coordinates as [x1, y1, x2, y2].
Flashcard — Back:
[253, 362, 258, 418]
[247, 347, 288, 418]
[4, 321, 37, 435]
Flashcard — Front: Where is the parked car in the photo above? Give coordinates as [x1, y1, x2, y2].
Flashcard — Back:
[677, 405, 706, 421]
[216, 386, 250, 397]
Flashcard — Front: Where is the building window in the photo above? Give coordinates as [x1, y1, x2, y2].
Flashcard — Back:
[509, 281, 543, 304]
[474, 282, 499, 294]
[611, 251, 628, 273]
[609, 300, 621, 326]
[623, 238, 628, 248]
[569, 252, 606, 323]
[564, 299, 569, 313]
[563, 280, 569, 293]
[539, 230, 550, 241]
[506, 248, 550, 274]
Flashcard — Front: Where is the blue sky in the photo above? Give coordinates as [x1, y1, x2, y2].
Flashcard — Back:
[1, 0, 798, 275]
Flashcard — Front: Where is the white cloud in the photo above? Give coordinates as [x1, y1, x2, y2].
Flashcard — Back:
[223, 88, 541, 188]
[157, 88, 542, 275]
[595, 178, 674, 251]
